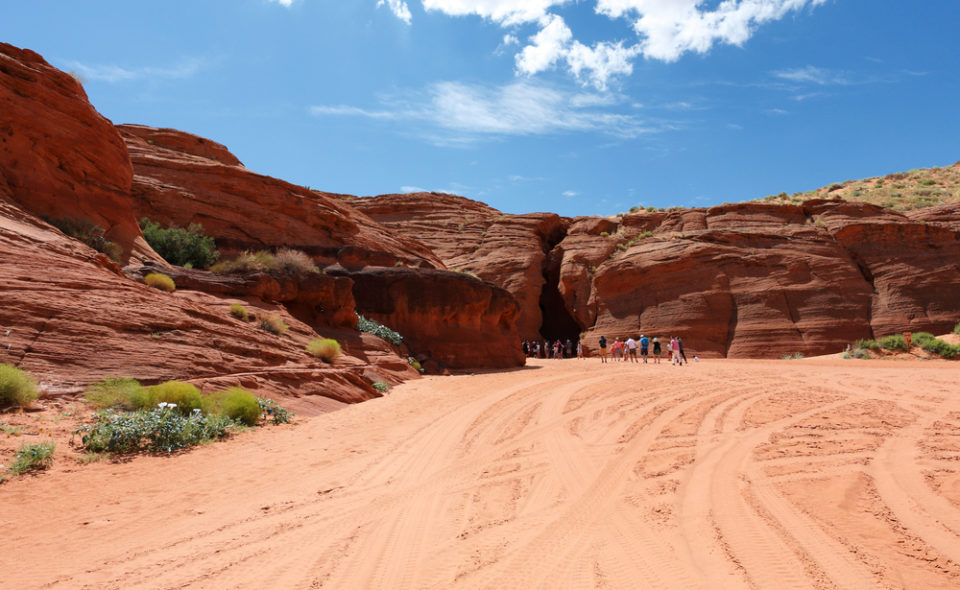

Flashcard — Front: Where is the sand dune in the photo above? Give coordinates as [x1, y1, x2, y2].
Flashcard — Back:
[4, 358, 960, 589]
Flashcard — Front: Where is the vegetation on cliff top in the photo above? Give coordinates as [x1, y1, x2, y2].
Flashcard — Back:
[755, 162, 960, 211]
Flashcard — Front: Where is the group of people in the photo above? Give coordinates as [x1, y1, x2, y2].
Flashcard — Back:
[522, 339, 583, 359]
[522, 334, 691, 365]
[597, 335, 688, 365]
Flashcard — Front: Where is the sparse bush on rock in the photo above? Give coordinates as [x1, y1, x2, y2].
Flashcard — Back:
[0, 364, 39, 409]
[211, 248, 317, 274]
[229, 303, 249, 320]
[144, 272, 176, 292]
[307, 338, 341, 363]
[46, 217, 123, 263]
[260, 314, 288, 336]
[75, 405, 236, 454]
[372, 381, 389, 393]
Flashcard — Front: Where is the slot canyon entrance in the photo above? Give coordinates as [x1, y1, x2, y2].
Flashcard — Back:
[537, 242, 582, 343]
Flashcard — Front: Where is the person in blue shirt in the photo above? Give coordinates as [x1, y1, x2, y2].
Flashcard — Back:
[639, 334, 650, 363]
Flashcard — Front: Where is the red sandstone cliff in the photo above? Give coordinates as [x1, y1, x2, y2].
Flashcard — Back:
[357, 193, 960, 359]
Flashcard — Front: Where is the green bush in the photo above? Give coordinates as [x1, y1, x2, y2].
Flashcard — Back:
[852, 348, 871, 359]
[307, 338, 341, 363]
[84, 377, 143, 410]
[855, 338, 880, 350]
[145, 381, 203, 415]
[257, 397, 293, 425]
[408, 357, 424, 373]
[879, 334, 908, 351]
[46, 217, 123, 263]
[75, 406, 235, 454]
[140, 218, 220, 269]
[260, 314, 288, 336]
[954, 322, 960, 335]
[917, 337, 960, 359]
[372, 381, 389, 393]
[229, 303, 249, 320]
[202, 387, 261, 426]
[144, 272, 176, 292]
[9, 441, 55, 475]
[911, 332, 936, 345]
[357, 315, 403, 345]
[0, 364, 38, 408]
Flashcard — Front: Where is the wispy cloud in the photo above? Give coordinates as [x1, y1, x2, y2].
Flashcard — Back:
[267, 0, 294, 6]
[774, 65, 851, 86]
[309, 80, 661, 144]
[562, 190, 579, 197]
[62, 58, 205, 83]
[377, 0, 412, 24]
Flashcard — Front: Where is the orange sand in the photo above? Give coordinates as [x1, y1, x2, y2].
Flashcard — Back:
[3, 358, 960, 589]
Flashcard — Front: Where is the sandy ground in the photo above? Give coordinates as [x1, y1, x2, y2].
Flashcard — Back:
[3, 357, 960, 589]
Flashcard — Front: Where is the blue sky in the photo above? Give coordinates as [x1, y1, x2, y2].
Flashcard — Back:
[4, 1, 958, 217]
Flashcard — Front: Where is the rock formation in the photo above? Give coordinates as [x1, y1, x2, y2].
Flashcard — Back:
[356, 194, 960, 358]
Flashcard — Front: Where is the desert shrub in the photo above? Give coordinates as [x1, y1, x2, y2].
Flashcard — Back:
[628, 206, 640, 213]
[260, 314, 288, 336]
[140, 218, 220, 269]
[272, 248, 318, 273]
[793, 352, 805, 360]
[954, 322, 960, 335]
[84, 377, 143, 410]
[75, 405, 236, 454]
[852, 348, 872, 359]
[0, 364, 38, 408]
[372, 381, 389, 393]
[879, 334, 907, 351]
[202, 387, 261, 426]
[144, 272, 176, 292]
[357, 315, 403, 346]
[211, 249, 317, 274]
[307, 338, 341, 363]
[229, 303, 249, 320]
[917, 337, 960, 359]
[8, 441, 55, 475]
[780, 354, 793, 360]
[408, 357, 424, 373]
[46, 217, 123, 263]
[599, 231, 609, 237]
[257, 398, 293, 424]
[911, 332, 936, 345]
[855, 338, 880, 350]
[145, 381, 203, 415]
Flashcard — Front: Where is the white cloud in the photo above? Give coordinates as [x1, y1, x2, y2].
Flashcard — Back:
[268, 0, 293, 5]
[421, 0, 827, 87]
[562, 190, 579, 197]
[515, 14, 573, 76]
[422, 0, 565, 25]
[62, 58, 205, 83]
[400, 185, 427, 192]
[597, 0, 828, 61]
[309, 80, 658, 143]
[378, 0, 412, 24]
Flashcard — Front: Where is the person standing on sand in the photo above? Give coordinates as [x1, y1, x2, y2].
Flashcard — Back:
[671, 337, 683, 366]
[598, 335, 608, 363]
[565, 338, 573, 358]
[612, 338, 623, 362]
[678, 337, 688, 365]
[625, 336, 638, 363]
[652, 337, 661, 364]
[639, 334, 649, 364]
[577, 340, 584, 359]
